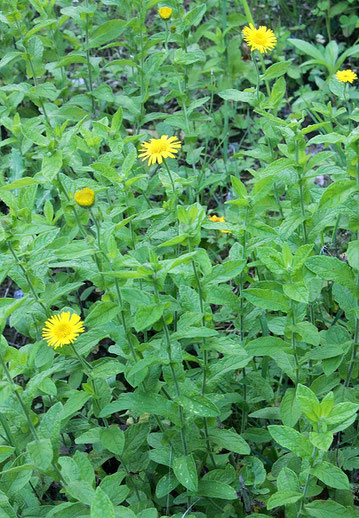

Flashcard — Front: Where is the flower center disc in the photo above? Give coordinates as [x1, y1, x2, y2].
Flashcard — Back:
[253, 32, 267, 45]
[151, 141, 167, 153]
[55, 323, 72, 339]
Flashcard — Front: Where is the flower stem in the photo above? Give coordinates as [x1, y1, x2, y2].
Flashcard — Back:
[69, 342, 92, 374]
[252, 52, 261, 101]
[240, 0, 270, 96]
[162, 158, 176, 196]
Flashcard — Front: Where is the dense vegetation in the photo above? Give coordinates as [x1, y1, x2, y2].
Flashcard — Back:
[1, 0, 359, 516]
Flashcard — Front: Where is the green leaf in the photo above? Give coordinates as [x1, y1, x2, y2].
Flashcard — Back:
[173, 454, 198, 492]
[84, 301, 120, 327]
[27, 439, 53, 472]
[62, 391, 91, 420]
[309, 431, 333, 451]
[38, 401, 63, 442]
[156, 472, 180, 498]
[0, 445, 15, 463]
[231, 175, 247, 198]
[290, 321, 320, 346]
[261, 60, 292, 80]
[318, 179, 357, 210]
[0, 178, 39, 190]
[307, 133, 344, 145]
[197, 480, 237, 499]
[134, 304, 165, 331]
[312, 461, 349, 489]
[66, 481, 96, 505]
[305, 499, 354, 517]
[280, 388, 301, 427]
[122, 144, 137, 175]
[177, 394, 220, 417]
[288, 38, 326, 62]
[326, 402, 359, 425]
[267, 490, 302, 510]
[306, 256, 356, 292]
[246, 336, 291, 356]
[158, 234, 189, 247]
[347, 240, 359, 270]
[283, 282, 309, 303]
[277, 467, 300, 493]
[209, 428, 250, 455]
[268, 425, 313, 457]
[41, 150, 63, 181]
[100, 392, 176, 420]
[100, 425, 125, 456]
[244, 289, 290, 312]
[91, 487, 115, 518]
[218, 89, 256, 103]
[88, 20, 126, 49]
[296, 384, 321, 423]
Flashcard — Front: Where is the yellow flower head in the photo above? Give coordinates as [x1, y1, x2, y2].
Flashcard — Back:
[336, 69, 357, 84]
[242, 23, 277, 54]
[42, 311, 85, 349]
[139, 135, 181, 166]
[208, 214, 230, 233]
[74, 188, 95, 207]
[158, 6, 172, 19]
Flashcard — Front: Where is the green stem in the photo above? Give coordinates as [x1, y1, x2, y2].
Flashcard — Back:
[85, 0, 95, 116]
[69, 342, 92, 374]
[343, 83, 352, 132]
[344, 162, 359, 388]
[7, 241, 48, 316]
[296, 448, 317, 518]
[240, 0, 270, 96]
[295, 140, 308, 244]
[153, 281, 188, 457]
[252, 52, 261, 101]
[0, 355, 39, 440]
[164, 20, 169, 53]
[138, 2, 145, 125]
[331, 213, 341, 245]
[325, 1, 331, 42]
[162, 157, 176, 196]
[0, 411, 19, 454]
[0, 411, 42, 500]
[56, 173, 89, 239]
[240, 207, 249, 433]
[15, 19, 51, 127]
[189, 246, 216, 468]
[345, 267, 359, 387]
[291, 300, 299, 385]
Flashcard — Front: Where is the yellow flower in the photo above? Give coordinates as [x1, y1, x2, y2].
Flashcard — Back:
[158, 6, 172, 19]
[336, 69, 357, 84]
[208, 214, 230, 233]
[74, 188, 95, 207]
[242, 23, 277, 54]
[139, 135, 181, 166]
[42, 311, 85, 349]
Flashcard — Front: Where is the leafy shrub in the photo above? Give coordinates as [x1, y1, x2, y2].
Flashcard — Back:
[0, 0, 359, 517]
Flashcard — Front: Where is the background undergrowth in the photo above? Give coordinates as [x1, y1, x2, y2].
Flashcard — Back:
[0, 0, 359, 517]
